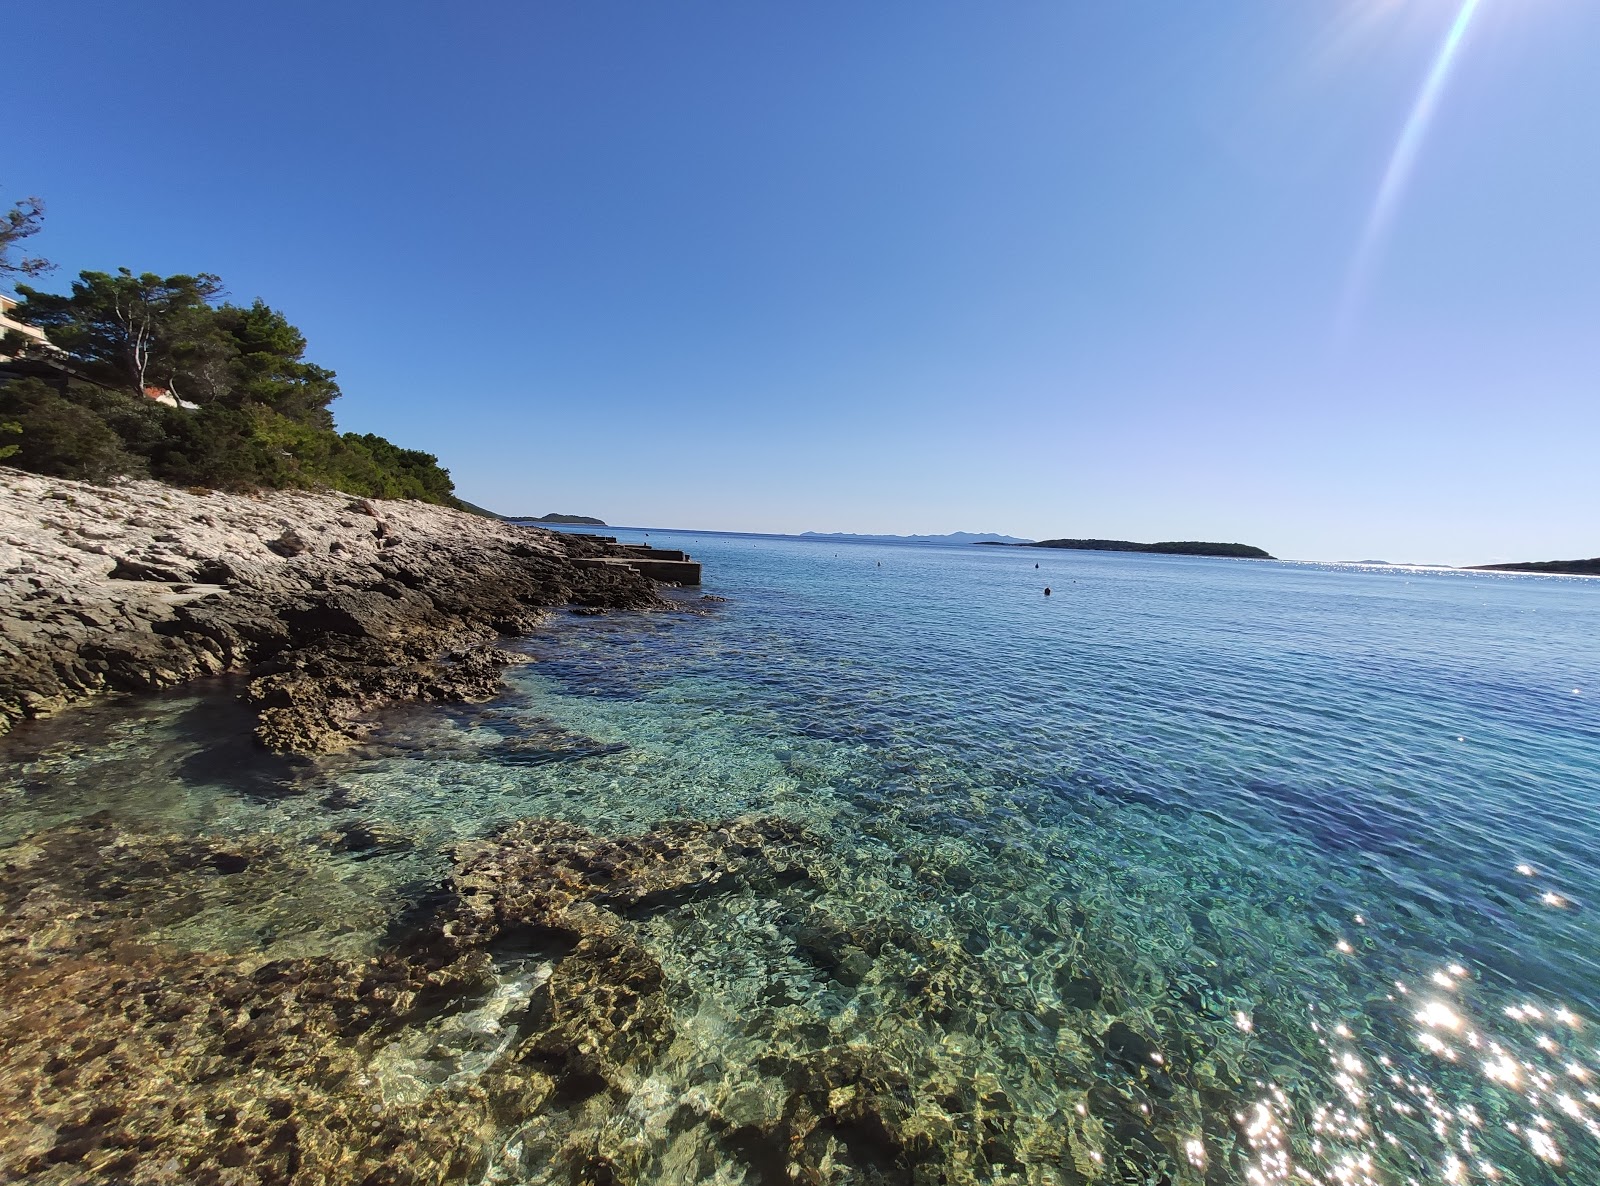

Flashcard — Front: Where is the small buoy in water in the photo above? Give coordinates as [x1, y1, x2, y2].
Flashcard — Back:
[1044, 587, 1052, 596]
[1035, 563, 1039, 568]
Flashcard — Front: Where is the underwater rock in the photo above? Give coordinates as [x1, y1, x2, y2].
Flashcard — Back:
[0, 812, 833, 1184]
[322, 820, 414, 859]
[447, 816, 818, 945]
[0, 804, 1227, 1186]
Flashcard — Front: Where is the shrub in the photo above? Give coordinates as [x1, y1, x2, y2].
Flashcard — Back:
[0, 378, 142, 482]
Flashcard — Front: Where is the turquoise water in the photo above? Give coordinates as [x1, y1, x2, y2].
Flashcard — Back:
[4, 532, 1599, 1184]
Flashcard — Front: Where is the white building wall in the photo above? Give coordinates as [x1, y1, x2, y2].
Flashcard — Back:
[0, 295, 51, 356]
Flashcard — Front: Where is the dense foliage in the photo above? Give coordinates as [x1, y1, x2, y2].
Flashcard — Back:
[0, 268, 458, 504]
[0, 191, 51, 280]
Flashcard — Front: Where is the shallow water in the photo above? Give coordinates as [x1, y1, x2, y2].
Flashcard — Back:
[4, 533, 1599, 1184]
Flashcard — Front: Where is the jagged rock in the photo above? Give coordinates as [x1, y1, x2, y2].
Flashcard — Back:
[265, 527, 309, 557]
[108, 555, 194, 582]
[0, 469, 672, 751]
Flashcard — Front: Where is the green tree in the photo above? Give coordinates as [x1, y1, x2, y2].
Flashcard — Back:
[12, 269, 224, 396]
[0, 192, 51, 280]
[0, 379, 139, 482]
[6, 266, 457, 504]
[10, 275, 342, 421]
[212, 301, 340, 424]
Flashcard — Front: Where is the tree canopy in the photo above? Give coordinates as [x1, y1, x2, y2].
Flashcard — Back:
[12, 270, 340, 421]
[1, 265, 459, 505]
[0, 192, 51, 280]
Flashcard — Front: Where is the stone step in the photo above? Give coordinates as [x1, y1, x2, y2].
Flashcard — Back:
[571, 555, 702, 586]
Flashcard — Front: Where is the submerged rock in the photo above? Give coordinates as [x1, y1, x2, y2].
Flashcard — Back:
[0, 813, 827, 1185]
[0, 799, 1218, 1185]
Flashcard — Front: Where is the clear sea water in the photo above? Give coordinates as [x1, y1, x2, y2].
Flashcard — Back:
[4, 530, 1599, 1185]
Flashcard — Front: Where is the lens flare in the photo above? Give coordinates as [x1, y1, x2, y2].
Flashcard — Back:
[1338, 0, 1486, 339]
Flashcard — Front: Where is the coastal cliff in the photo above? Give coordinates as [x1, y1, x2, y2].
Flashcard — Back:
[0, 469, 668, 752]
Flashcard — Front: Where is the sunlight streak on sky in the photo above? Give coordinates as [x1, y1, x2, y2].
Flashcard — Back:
[1339, 0, 1486, 341]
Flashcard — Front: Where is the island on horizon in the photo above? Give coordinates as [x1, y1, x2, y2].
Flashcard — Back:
[801, 530, 1031, 545]
[1466, 556, 1600, 576]
[506, 513, 609, 526]
[977, 538, 1274, 560]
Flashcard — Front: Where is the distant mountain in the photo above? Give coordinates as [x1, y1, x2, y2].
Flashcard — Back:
[506, 513, 608, 526]
[801, 531, 1032, 545]
[1468, 556, 1600, 576]
[980, 538, 1274, 560]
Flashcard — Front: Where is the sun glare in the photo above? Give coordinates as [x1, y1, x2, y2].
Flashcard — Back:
[1338, 0, 1487, 339]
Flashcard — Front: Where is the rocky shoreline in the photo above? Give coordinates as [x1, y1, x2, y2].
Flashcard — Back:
[0, 469, 680, 753]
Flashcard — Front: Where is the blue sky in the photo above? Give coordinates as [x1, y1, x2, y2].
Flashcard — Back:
[7, 1, 1598, 563]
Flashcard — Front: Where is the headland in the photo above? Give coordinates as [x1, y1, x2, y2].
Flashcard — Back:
[979, 537, 1274, 559]
[0, 468, 694, 752]
[508, 513, 609, 526]
[1467, 556, 1600, 576]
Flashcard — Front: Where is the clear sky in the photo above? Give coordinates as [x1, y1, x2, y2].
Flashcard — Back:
[7, 2, 1598, 563]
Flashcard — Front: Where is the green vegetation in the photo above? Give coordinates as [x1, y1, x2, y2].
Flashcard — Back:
[992, 538, 1274, 559]
[1, 263, 459, 503]
[0, 191, 50, 281]
[1468, 557, 1600, 576]
[518, 513, 607, 525]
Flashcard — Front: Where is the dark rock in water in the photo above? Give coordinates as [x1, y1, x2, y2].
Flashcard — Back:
[1056, 968, 1103, 1010]
[1243, 778, 1430, 854]
[792, 909, 879, 987]
[1103, 1020, 1158, 1070]
[1100, 1021, 1177, 1099]
[324, 821, 413, 859]
[486, 727, 629, 768]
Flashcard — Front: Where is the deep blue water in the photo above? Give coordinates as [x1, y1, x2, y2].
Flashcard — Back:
[4, 530, 1599, 1184]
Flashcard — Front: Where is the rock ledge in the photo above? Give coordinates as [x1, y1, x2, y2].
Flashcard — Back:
[0, 469, 668, 751]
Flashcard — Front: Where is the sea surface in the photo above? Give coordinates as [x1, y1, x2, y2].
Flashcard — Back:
[4, 531, 1599, 1185]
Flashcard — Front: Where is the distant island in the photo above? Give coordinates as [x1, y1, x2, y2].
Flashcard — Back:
[507, 513, 608, 526]
[802, 531, 1032, 545]
[978, 538, 1274, 560]
[1467, 556, 1600, 576]
[1338, 560, 1452, 569]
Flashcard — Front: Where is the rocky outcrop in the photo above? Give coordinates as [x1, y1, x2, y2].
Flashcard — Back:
[0, 470, 668, 751]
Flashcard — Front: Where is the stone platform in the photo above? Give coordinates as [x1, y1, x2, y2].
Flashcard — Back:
[571, 545, 702, 585]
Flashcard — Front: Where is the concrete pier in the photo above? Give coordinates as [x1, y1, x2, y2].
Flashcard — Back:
[571, 548, 702, 585]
